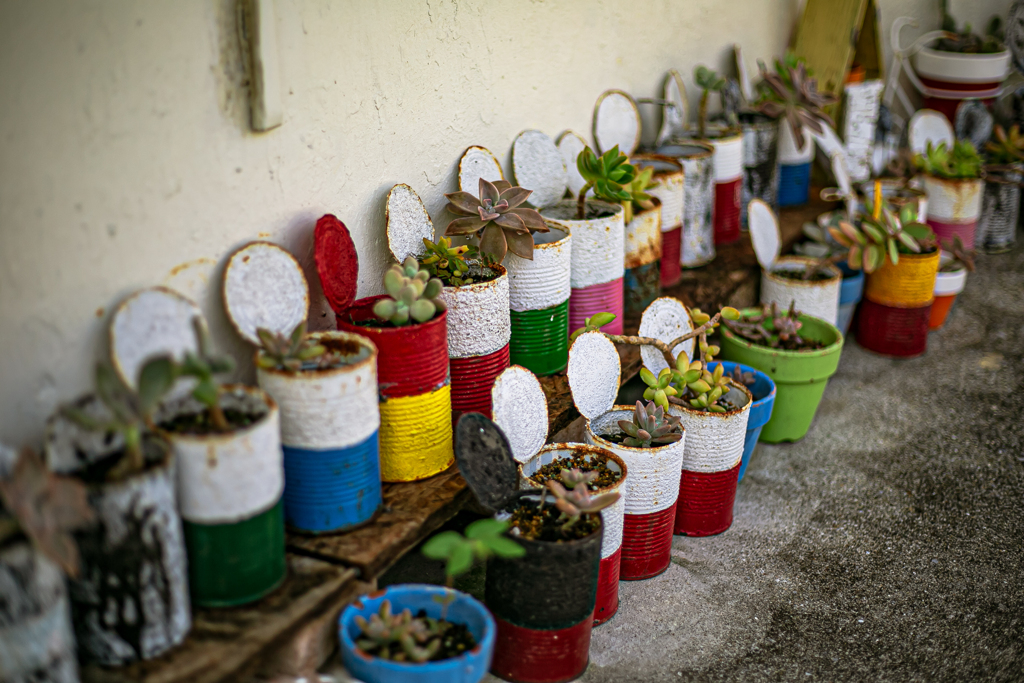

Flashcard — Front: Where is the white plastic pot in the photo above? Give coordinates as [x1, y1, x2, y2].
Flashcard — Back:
[778, 121, 814, 165]
[934, 252, 967, 297]
[760, 256, 842, 326]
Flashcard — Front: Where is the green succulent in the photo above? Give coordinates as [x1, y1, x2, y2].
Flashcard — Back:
[177, 316, 237, 432]
[256, 321, 329, 372]
[639, 367, 679, 410]
[938, 2, 1004, 54]
[723, 302, 811, 350]
[575, 146, 638, 219]
[421, 236, 477, 287]
[373, 257, 447, 326]
[422, 519, 524, 588]
[569, 312, 617, 343]
[616, 400, 683, 447]
[985, 125, 1024, 165]
[694, 65, 727, 139]
[827, 205, 934, 273]
[622, 165, 658, 224]
[354, 600, 446, 663]
[914, 140, 983, 180]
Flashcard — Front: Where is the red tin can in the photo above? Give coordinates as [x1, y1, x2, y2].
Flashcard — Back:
[569, 278, 624, 336]
[449, 343, 510, 419]
[714, 177, 743, 245]
[660, 225, 683, 287]
[594, 546, 622, 625]
[674, 462, 741, 537]
[619, 504, 677, 580]
[856, 299, 932, 359]
[490, 615, 593, 683]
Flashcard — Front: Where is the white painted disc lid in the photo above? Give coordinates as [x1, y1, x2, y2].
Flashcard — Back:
[459, 146, 505, 193]
[491, 365, 548, 464]
[734, 45, 754, 103]
[386, 184, 434, 263]
[223, 241, 309, 345]
[656, 70, 689, 146]
[908, 109, 954, 155]
[748, 198, 781, 270]
[110, 287, 202, 389]
[567, 331, 620, 420]
[638, 297, 694, 375]
[557, 130, 589, 199]
[512, 129, 567, 209]
[594, 89, 641, 156]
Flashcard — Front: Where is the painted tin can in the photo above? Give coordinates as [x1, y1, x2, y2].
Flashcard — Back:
[740, 115, 781, 223]
[160, 385, 285, 607]
[923, 175, 983, 250]
[633, 155, 685, 287]
[778, 122, 814, 207]
[864, 250, 941, 309]
[449, 345, 511, 419]
[518, 444, 627, 625]
[761, 256, 842, 325]
[977, 166, 1022, 253]
[707, 362, 776, 482]
[913, 46, 1009, 122]
[505, 229, 571, 376]
[857, 299, 932, 358]
[656, 140, 716, 268]
[485, 491, 601, 683]
[836, 266, 865, 335]
[256, 331, 382, 534]
[542, 200, 626, 337]
[623, 202, 662, 314]
[670, 384, 752, 536]
[337, 298, 453, 482]
[710, 132, 744, 245]
[339, 584, 495, 683]
[585, 407, 686, 580]
[0, 543, 80, 682]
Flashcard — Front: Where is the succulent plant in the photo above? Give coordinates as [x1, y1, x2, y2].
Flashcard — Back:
[177, 316, 237, 432]
[639, 367, 679, 410]
[544, 468, 621, 532]
[621, 165, 658, 224]
[670, 338, 735, 413]
[938, 2, 1004, 54]
[354, 599, 445, 663]
[724, 302, 812, 349]
[754, 52, 837, 150]
[915, 140, 983, 180]
[617, 400, 683, 447]
[62, 356, 177, 478]
[827, 205, 934, 273]
[444, 178, 548, 262]
[373, 257, 447, 326]
[575, 145, 638, 219]
[255, 321, 332, 372]
[569, 312, 617, 343]
[0, 447, 95, 578]
[940, 234, 976, 273]
[728, 364, 757, 388]
[421, 236, 477, 287]
[694, 65, 727, 139]
[985, 125, 1024, 165]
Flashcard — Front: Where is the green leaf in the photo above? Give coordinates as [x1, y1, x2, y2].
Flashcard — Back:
[590, 312, 616, 329]
[137, 356, 177, 416]
[422, 530, 463, 559]
[465, 518, 507, 540]
[639, 367, 657, 387]
[446, 542, 474, 578]
[721, 306, 740, 321]
[95, 363, 124, 413]
[484, 536, 525, 558]
[192, 378, 219, 408]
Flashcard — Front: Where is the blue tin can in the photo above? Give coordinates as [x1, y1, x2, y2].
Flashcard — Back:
[778, 162, 811, 207]
[709, 361, 776, 481]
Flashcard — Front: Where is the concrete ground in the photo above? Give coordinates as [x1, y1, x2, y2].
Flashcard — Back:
[339, 242, 1024, 683]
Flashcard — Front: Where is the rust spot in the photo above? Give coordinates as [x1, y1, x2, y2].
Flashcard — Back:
[95, 307, 105, 318]
[258, 232, 271, 238]
[368, 588, 387, 599]
[352, 599, 364, 609]
[242, 255, 250, 263]
[354, 648, 373, 661]
[322, 337, 363, 356]
[624, 239, 660, 269]
[206, 444, 218, 469]
[167, 257, 216, 278]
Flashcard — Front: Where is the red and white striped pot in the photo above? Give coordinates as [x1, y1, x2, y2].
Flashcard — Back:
[913, 46, 1010, 123]
[541, 200, 626, 336]
[519, 444, 627, 625]
[669, 382, 752, 537]
[633, 155, 685, 287]
[930, 252, 968, 330]
[922, 174, 984, 250]
[709, 131, 744, 245]
[439, 264, 511, 419]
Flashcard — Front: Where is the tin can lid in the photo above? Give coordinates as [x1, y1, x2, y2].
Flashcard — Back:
[314, 214, 359, 316]
[458, 146, 505, 193]
[556, 130, 589, 199]
[491, 365, 548, 464]
[512, 129, 567, 209]
[223, 241, 308, 345]
[908, 109, 953, 156]
[638, 297, 695, 376]
[593, 89, 641, 157]
[748, 198, 781, 271]
[567, 331, 620, 420]
[656, 69, 690, 147]
[454, 413, 519, 514]
[386, 183, 434, 264]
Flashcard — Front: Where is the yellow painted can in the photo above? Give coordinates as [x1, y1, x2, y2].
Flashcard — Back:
[864, 250, 940, 309]
[378, 384, 454, 482]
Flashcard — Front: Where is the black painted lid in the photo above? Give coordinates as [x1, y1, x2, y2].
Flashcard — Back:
[454, 413, 518, 514]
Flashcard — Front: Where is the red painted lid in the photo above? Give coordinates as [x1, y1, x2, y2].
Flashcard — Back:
[314, 214, 359, 316]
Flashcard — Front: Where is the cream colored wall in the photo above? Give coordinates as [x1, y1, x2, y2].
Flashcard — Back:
[0, 0, 1011, 446]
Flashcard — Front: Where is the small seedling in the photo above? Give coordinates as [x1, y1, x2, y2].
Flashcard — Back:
[256, 321, 331, 372]
[985, 125, 1024, 165]
[941, 235, 976, 273]
[575, 146, 638, 220]
[354, 600, 444, 663]
[372, 257, 447, 325]
[616, 400, 683, 447]
[177, 316, 236, 432]
[444, 178, 548, 262]
[724, 302, 812, 349]
[728, 365, 757, 388]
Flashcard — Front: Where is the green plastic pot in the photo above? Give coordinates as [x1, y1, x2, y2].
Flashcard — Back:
[719, 310, 843, 443]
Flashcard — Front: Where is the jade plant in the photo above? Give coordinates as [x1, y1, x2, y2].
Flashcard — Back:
[938, 1, 1004, 54]
[544, 469, 621, 532]
[176, 316, 237, 432]
[723, 302, 817, 350]
[940, 234, 976, 273]
[915, 140, 983, 179]
[827, 205, 935, 273]
[372, 257, 447, 325]
[0, 447, 95, 577]
[754, 52, 837, 150]
[443, 178, 548, 262]
[616, 400, 683, 447]
[985, 125, 1024, 165]
[256, 321, 333, 372]
[62, 356, 177, 479]
[575, 145, 638, 220]
[694, 65, 727, 140]
[421, 237, 477, 286]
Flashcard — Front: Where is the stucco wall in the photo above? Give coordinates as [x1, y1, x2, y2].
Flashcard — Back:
[0, 0, 1011, 446]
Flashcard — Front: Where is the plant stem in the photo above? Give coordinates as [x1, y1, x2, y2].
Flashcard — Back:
[601, 311, 723, 370]
[125, 429, 145, 473]
[576, 182, 594, 220]
[623, 201, 634, 225]
[209, 397, 230, 432]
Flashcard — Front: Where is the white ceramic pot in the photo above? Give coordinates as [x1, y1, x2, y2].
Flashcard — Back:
[914, 46, 1010, 93]
[760, 256, 842, 325]
[934, 252, 967, 297]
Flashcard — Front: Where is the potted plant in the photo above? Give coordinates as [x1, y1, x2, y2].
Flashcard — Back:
[338, 520, 521, 683]
[916, 140, 985, 250]
[0, 446, 92, 682]
[453, 413, 617, 683]
[705, 362, 776, 482]
[931, 236, 975, 330]
[797, 214, 865, 334]
[319, 216, 454, 483]
[46, 356, 191, 664]
[978, 124, 1024, 253]
[490, 363, 627, 625]
[632, 155, 685, 287]
[753, 53, 837, 207]
[538, 144, 628, 336]
[654, 139, 717, 268]
[694, 65, 744, 244]
[913, 5, 1010, 123]
[721, 302, 844, 443]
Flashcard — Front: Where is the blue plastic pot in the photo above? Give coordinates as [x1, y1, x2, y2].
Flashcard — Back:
[835, 266, 865, 336]
[778, 161, 811, 207]
[339, 584, 495, 683]
[708, 362, 776, 481]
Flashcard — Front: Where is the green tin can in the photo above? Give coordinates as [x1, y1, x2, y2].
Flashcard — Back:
[510, 300, 570, 376]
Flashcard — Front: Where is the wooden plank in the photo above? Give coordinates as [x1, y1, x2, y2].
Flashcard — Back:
[793, 0, 867, 115]
[82, 556, 358, 683]
[287, 466, 473, 579]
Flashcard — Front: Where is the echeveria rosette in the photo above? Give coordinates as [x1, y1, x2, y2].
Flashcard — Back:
[616, 400, 683, 447]
[444, 178, 548, 262]
[755, 55, 837, 150]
